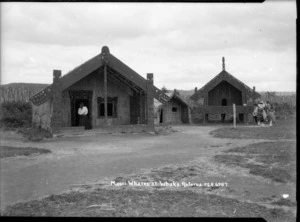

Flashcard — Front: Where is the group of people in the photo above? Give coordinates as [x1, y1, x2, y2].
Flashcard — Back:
[252, 101, 276, 126]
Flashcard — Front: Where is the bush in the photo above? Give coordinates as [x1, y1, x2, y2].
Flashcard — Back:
[0, 101, 32, 128]
[272, 102, 295, 119]
[18, 127, 53, 141]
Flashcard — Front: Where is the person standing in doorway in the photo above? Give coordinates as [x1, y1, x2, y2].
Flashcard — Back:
[78, 102, 92, 129]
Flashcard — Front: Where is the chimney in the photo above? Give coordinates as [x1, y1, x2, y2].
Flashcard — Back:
[195, 87, 197, 93]
[222, 57, 225, 71]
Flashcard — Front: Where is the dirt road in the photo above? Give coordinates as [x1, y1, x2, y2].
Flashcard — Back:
[0, 126, 280, 210]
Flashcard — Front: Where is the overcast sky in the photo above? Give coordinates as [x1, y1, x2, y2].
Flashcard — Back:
[0, 1, 296, 91]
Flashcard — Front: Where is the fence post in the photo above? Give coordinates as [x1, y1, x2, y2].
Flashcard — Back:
[233, 103, 236, 129]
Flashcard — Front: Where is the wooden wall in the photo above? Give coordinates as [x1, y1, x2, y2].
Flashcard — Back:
[181, 105, 189, 123]
[61, 68, 134, 127]
[208, 81, 242, 106]
[161, 98, 183, 124]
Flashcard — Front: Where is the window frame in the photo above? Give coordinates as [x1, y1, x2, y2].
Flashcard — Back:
[97, 97, 118, 118]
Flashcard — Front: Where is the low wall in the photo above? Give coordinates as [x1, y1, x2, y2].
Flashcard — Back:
[92, 124, 154, 133]
[191, 105, 253, 123]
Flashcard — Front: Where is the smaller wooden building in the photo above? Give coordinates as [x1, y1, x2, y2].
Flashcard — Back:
[154, 90, 190, 125]
[190, 57, 260, 123]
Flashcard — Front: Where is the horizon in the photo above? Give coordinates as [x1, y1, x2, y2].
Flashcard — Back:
[0, 82, 296, 94]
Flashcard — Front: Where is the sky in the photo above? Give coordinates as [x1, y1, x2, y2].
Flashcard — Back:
[0, 1, 297, 92]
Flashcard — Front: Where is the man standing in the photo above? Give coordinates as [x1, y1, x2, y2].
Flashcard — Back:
[252, 103, 258, 124]
[78, 102, 91, 129]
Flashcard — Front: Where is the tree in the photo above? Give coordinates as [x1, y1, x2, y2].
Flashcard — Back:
[161, 86, 168, 93]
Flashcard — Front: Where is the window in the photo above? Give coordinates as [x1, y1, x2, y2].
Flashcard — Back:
[99, 103, 113, 116]
[172, 107, 177, 112]
[97, 97, 118, 118]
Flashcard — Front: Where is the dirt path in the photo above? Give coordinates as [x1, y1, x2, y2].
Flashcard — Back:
[0, 125, 285, 210]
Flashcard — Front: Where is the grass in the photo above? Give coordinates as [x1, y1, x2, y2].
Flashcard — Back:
[271, 198, 297, 207]
[2, 188, 295, 220]
[0, 146, 51, 159]
[210, 116, 296, 140]
[214, 141, 296, 183]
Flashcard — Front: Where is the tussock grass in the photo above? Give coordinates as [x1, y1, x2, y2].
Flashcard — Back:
[215, 141, 296, 183]
[2, 188, 295, 220]
[210, 117, 296, 140]
[0, 146, 51, 159]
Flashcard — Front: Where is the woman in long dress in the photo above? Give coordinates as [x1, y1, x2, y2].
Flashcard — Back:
[257, 101, 266, 126]
[266, 101, 276, 126]
[78, 103, 92, 130]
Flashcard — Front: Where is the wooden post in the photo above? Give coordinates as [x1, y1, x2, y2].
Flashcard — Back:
[51, 70, 62, 133]
[233, 103, 236, 129]
[146, 73, 154, 130]
[104, 64, 108, 126]
[252, 86, 255, 104]
[101, 46, 110, 126]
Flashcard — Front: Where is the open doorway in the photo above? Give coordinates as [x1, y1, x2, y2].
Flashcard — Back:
[69, 90, 93, 127]
[160, 109, 163, 123]
[75, 99, 90, 126]
[221, 98, 227, 122]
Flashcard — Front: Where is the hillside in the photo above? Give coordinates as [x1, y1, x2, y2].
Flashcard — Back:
[0, 83, 296, 108]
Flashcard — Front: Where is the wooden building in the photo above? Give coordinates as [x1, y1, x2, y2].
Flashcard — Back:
[29, 46, 170, 132]
[190, 57, 260, 123]
[154, 90, 190, 125]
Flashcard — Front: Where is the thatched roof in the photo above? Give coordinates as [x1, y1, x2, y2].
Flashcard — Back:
[190, 68, 260, 102]
[30, 46, 170, 106]
[154, 90, 189, 110]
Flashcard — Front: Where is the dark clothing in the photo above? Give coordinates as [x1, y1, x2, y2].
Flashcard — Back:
[79, 115, 92, 130]
[257, 108, 264, 122]
[253, 116, 258, 123]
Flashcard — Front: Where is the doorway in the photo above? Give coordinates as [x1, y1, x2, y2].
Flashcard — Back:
[69, 90, 93, 127]
[75, 99, 90, 126]
[160, 109, 163, 123]
[221, 98, 227, 122]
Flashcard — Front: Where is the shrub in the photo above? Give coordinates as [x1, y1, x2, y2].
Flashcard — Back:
[18, 127, 53, 141]
[0, 101, 32, 128]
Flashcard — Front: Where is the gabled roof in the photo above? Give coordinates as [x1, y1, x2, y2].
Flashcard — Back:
[30, 46, 170, 106]
[167, 91, 189, 107]
[190, 61, 260, 102]
[154, 90, 189, 109]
